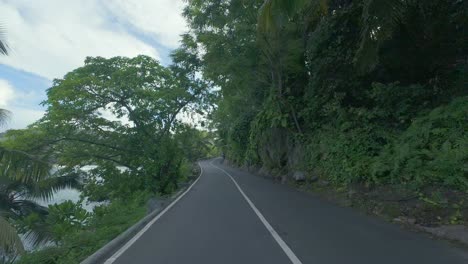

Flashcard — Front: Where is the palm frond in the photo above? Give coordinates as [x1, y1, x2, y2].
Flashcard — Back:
[258, 0, 328, 32]
[0, 147, 51, 184]
[23, 174, 81, 201]
[0, 109, 11, 127]
[20, 217, 53, 247]
[258, 0, 276, 32]
[355, 0, 410, 72]
[0, 216, 24, 255]
[10, 199, 48, 217]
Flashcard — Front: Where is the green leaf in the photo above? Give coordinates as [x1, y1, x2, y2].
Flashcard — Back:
[0, 216, 24, 254]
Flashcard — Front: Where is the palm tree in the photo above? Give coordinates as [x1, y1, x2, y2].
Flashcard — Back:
[1, 155, 79, 241]
[256, 0, 329, 134]
[256, 0, 415, 72]
[0, 110, 79, 256]
[0, 110, 47, 255]
[0, 32, 77, 255]
[356, 0, 410, 71]
[0, 108, 24, 256]
[257, 0, 328, 32]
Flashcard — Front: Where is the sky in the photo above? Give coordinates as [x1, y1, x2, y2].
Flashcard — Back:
[0, 0, 188, 131]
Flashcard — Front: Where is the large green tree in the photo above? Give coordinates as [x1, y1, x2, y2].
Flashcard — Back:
[183, 0, 267, 163]
[31, 55, 207, 198]
[0, 50, 214, 261]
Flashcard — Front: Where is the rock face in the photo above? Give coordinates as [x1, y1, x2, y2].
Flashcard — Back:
[287, 140, 305, 171]
[254, 128, 309, 182]
[258, 128, 289, 169]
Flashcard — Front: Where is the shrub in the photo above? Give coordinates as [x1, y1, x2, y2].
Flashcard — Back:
[17, 192, 149, 264]
[371, 97, 468, 190]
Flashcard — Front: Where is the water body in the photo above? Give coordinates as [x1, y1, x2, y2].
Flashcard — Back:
[15, 165, 129, 252]
[37, 165, 101, 211]
[37, 188, 96, 211]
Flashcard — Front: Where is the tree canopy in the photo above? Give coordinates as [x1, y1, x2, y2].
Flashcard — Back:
[183, 0, 467, 191]
[21, 55, 209, 197]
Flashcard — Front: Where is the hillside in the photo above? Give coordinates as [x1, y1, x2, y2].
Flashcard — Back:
[185, 0, 467, 227]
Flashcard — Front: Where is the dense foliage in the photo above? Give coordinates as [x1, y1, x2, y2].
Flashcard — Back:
[1, 54, 212, 261]
[1, 0, 466, 261]
[16, 193, 148, 264]
[4, 55, 209, 198]
[184, 0, 467, 192]
[0, 109, 80, 259]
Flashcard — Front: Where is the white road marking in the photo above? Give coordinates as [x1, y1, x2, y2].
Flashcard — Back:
[104, 163, 203, 264]
[210, 159, 303, 264]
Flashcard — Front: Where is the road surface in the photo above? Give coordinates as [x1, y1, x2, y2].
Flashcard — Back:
[108, 159, 467, 264]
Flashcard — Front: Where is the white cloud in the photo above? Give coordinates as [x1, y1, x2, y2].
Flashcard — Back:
[0, 0, 163, 80]
[0, 79, 15, 106]
[0, 0, 189, 130]
[105, 0, 187, 48]
[1, 107, 44, 131]
[0, 79, 44, 131]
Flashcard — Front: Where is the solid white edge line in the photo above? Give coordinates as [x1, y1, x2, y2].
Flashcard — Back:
[210, 159, 303, 264]
[104, 162, 203, 264]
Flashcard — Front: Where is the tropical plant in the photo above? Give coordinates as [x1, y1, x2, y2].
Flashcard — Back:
[357, 0, 467, 72]
[354, 0, 404, 69]
[185, 0, 467, 192]
[258, 0, 328, 32]
[0, 110, 79, 256]
[16, 192, 149, 264]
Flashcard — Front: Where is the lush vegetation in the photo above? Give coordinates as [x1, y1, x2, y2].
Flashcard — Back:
[184, 0, 467, 220]
[16, 193, 148, 264]
[0, 0, 467, 262]
[0, 44, 213, 262]
[1, 109, 80, 261]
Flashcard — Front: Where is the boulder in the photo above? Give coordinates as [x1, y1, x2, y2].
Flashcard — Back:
[293, 171, 306, 182]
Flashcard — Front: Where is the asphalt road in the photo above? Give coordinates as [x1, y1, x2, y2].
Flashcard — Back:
[110, 159, 467, 264]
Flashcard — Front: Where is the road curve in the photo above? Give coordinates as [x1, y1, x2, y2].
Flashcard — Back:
[109, 159, 467, 264]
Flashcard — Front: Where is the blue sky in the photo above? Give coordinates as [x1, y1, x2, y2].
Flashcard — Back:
[0, 0, 187, 131]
